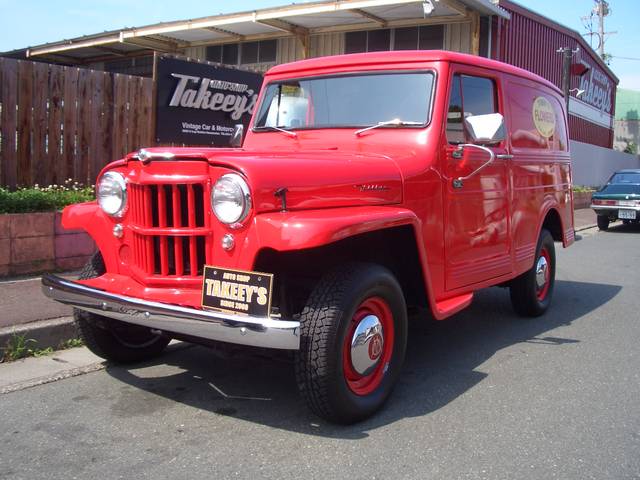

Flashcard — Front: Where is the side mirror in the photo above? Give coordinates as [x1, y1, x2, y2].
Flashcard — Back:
[230, 124, 244, 148]
[464, 113, 505, 144]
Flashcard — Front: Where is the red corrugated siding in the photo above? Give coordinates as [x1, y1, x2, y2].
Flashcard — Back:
[494, 2, 615, 147]
[568, 115, 612, 148]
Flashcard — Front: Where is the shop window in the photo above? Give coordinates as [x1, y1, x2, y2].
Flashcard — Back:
[206, 45, 222, 63]
[259, 40, 277, 62]
[368, 29, 391, 51]
[345, 31, 368, 53]
[392, 25, 444, 50]
[345, 29, 391, 53]
[222, 44, 238, 65]
[418, 25, 444, 49]
[242, 41, 259, 64]
[394, 27, 419, 50]
[446, 74, 498, 144]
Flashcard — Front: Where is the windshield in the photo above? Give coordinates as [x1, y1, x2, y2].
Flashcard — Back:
[253, 72, 434, 130]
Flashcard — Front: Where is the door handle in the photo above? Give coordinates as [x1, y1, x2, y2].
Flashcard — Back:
[496, 154, 514, 159]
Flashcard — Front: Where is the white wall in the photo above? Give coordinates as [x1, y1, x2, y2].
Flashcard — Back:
[570, 140, 640, 187]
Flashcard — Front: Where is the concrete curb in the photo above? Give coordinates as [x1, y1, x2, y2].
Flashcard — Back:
[0, 316, 77, 361]
[575, 224, 597, 233]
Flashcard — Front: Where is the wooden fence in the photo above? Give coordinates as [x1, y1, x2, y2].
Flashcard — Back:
[0, 57, 154, 188]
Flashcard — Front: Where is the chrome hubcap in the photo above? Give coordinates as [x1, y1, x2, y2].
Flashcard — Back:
[535, 255, 548, 289]
[350, 314, 384, 376]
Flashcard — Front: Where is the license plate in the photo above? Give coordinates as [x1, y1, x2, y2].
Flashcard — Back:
[619, 209, 637, 220]
[201, 266, 273, 317]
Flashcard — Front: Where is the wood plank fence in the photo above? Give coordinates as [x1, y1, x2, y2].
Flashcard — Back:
[0, 57, 154, 188]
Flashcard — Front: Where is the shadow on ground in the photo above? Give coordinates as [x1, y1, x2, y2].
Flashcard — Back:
[105, 279, 620, 438]
[603, 222, 640, 234]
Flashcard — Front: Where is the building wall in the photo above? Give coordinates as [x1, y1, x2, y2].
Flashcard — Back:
[495, 0, 616, 148]
[444, 22, 472, 54]
[570, 140, 640, 187]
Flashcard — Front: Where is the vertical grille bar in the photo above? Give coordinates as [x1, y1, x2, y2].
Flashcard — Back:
[187, 184, 198, 276]
[157, 186, 168, 276]
[143, 186, 153, 228]
[172, 185, 184, 276]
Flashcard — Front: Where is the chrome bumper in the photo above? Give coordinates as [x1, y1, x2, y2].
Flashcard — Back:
[590, 204, 640, 211]
[41, 274, 300, 350]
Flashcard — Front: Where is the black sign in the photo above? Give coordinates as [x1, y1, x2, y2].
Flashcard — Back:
[201, 266, 273, 317]
[155, 56, 262, 146]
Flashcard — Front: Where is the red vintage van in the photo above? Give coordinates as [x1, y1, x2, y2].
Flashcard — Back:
[43, 51, 574, 423]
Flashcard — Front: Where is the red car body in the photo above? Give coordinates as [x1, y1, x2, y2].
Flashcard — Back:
[44, 51, 574, 422]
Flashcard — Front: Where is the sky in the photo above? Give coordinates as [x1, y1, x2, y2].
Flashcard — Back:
[0, 0, 638, 90]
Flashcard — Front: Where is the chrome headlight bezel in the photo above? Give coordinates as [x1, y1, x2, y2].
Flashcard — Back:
[97, 171, 127, 217]
[211, 173, 252, 225]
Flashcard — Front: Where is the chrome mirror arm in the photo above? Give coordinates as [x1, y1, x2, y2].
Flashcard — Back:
[451, 144, 496, 188]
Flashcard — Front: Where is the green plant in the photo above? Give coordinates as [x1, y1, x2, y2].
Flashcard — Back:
[0, 335, 83, 362]
[572, 185, 596, 193]
[0, 179, 94, 214]
[59, 338, 84, 349]
[1, 334, 36, 362]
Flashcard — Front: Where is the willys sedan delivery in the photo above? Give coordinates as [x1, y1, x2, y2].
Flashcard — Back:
[43, 51, 574, 424]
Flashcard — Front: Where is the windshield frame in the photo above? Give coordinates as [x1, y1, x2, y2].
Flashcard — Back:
[252, 69, 438, 132]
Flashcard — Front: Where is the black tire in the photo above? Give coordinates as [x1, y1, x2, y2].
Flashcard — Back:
[509, 229, 555, 317]
[295, 263, 408, 424]
[74, 252, 170, 364]
[597, 215, 610, 231]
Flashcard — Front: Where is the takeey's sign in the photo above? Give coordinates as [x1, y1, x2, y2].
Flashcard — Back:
[201, 266, 273, 317]
[155, 56, 262, 146]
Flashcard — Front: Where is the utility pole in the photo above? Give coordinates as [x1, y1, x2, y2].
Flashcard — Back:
[582, 0, 616, 62]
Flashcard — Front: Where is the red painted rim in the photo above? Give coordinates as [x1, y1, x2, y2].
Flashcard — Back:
[536, 247, 551, 301]
[342, 297, 394, 396]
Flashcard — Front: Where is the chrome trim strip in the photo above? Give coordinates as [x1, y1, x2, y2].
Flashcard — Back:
[590, 204, 640, 211]
[41, 274, 300, 350]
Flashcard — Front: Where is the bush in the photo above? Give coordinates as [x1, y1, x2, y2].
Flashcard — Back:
[0, 179, 94, 214]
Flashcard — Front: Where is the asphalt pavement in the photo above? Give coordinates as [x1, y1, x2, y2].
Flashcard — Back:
[0, 221, 638, 480]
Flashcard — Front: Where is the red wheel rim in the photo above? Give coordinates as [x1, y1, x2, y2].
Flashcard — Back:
[535, 247, 551, 301]
[342, 297, 394, 396]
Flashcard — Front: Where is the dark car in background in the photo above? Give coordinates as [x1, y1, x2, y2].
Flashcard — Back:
[591, 169, 640, 230]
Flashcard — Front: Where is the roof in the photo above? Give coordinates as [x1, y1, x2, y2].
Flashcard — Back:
[615, 89, 640, 121]
[1, 0, 509, 64]
[266, 50, 563, 93]
[499, 0, 618, 84]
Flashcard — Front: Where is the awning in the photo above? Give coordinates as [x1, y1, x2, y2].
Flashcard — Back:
[17, 0, 509, 64]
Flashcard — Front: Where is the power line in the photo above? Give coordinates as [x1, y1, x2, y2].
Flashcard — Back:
[609, 55, 640, 61]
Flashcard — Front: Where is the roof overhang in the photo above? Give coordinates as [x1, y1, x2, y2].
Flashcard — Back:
[15, 0, 509, 64]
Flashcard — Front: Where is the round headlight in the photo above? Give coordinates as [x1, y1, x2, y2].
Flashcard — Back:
[212, 173, 251, 224]
[97, 171, 127, 217]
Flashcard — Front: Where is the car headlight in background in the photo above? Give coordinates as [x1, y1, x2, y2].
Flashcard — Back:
[212, 173, 251, 224]
[97, 171, 127, 217]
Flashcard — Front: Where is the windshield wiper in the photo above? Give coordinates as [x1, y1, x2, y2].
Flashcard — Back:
[254, 125, 298, 138]
[354, 118, 423, 137]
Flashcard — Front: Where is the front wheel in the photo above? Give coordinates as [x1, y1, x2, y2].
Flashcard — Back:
[509, 229, 556, 317]
[75, 252, 170, 364]
[295, 263, 408, 424]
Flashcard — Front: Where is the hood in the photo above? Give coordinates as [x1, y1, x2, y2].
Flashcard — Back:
[131, 147, 403, 212]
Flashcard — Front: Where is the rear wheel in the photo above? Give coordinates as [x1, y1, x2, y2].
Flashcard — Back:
[295, 263, 407, 424]
[509, 229, 555, 317]
[597, 215, 610, 230]
[75, 252, 170, 364]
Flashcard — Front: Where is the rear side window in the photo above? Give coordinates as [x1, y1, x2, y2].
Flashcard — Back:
[507, 81, 568, 151]
[446, 74, 498, 144]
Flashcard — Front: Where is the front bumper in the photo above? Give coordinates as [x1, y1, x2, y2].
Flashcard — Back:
[41, 274, 300, 350]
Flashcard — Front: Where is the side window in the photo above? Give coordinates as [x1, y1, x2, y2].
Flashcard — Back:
[446, 74, 498, 144]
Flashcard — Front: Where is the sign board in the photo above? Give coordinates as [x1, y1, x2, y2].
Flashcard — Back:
[155, 55, 262, 146]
